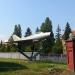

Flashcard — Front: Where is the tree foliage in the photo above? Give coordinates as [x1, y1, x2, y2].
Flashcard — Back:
[52, 25, 63, 54]
[34, 27, 41, 52]
[18, 24, 22, 38]
[24, 27, 32, 52]
[40, 17, 55, 54]
[0, 17, 72, 53]
[56, 24, 61, 40]
[13, 24, 22, 38]
[25, 27, 32, 37]
[63, 22, 71, 40]
[52, 40, 63, 54]
[35, 27, 40, 33]
[0, 41, 5, 52]
[5, 24, 22, 52]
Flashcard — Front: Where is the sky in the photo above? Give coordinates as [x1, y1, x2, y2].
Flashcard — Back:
[0, 0, 75, 40]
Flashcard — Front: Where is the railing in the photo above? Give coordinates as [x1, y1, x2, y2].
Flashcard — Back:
[40, 54, 66, 63]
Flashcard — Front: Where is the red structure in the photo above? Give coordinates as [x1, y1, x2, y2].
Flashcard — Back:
[66, 40, 75, 72]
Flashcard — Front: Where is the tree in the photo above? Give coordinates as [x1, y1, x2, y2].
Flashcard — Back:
[52, 41, 63, 54]
[18, 24, 22, 38]
[24, 27, 32, 52]
[24, 27, 32, 37]
[0, 40, 3, 47]
[63, 22, 71, 40]
[0, 41, 6, 52]
[13, 24, 22, 38]
[35, 27, 40, 33]
[40, 17, 55, 54]
[52, 25, 63, 54]
[40, 17, 52, 32]
[8, 36, 18, 52]
[56, 24, 61, 40]
[34, 27, 41, 51]
[7, 24, 22, 52]
[13, 25, 18, 36]
[40, 22, 45, 32]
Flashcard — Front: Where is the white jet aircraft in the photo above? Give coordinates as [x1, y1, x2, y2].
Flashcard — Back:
[8, 32, 50, 43]
[5, 32, 50, 60]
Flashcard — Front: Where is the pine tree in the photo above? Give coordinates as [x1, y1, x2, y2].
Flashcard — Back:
[13, 24, 22, 37]
[56, 24, 61, 40]
[34, 27, 41, 51]
[52, 25, 63, 54]
[24, 27, 32, 52]
[35, 27, 40, 33]
[40, 17, 55, 54]
[25, 27, 32, 37]
[13, 25, 18, 35]
[8, 24, 22, 52]
[18, 24, 22, 38]
[63, 22, 71, 40]
[41, 23, 45, 32]
[0, 40, 6, 52]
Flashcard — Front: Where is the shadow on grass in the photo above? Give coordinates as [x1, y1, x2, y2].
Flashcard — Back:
[0, 62, 28, 72]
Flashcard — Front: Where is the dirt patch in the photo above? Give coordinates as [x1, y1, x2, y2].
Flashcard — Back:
[48, 68, 75, 75]
[49, 68, 64, 75]
[61, 70, 75, 75]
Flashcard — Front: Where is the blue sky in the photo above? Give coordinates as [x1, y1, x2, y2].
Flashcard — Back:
[0, 0, 75, 40]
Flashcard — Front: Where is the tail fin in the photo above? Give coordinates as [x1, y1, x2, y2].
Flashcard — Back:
[12, 35, 20, 41]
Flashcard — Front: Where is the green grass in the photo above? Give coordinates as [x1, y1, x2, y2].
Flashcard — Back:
[0, 58, 67, 75]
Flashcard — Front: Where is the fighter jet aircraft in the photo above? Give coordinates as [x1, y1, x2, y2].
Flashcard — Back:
[5, 32, 50, 61]
[5, 32, 50, 44]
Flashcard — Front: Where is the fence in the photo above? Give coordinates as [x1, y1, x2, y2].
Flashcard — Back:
[40, 54, 67, 63]
[0, 52, 67, 63]
[0, 52, 40, 60]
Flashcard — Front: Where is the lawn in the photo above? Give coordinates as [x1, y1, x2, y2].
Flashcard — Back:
[0, 58, 67, 75]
